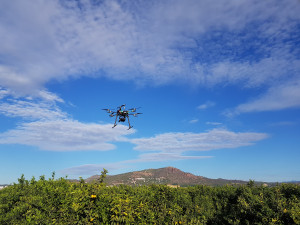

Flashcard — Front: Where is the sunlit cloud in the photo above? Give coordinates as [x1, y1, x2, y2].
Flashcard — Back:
[0, 120, 135, 151]
[0, 1, 292, 155]
[226, 80, 300, 116]
[61, 128, 267, 176]
[130, 128, 268, 152]
[0, 0, 299, 183]
[0, 90, 135, 152]
[0, 0, 299, 96]
[0, 99, 67, 121]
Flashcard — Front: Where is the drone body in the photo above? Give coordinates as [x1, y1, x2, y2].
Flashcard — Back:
[102, 104, 142, 129]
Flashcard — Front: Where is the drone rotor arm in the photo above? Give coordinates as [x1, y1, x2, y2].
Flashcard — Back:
[130, 113, 143, 117]
[129, 107, 141, 112]
[103, 109, 115, 114]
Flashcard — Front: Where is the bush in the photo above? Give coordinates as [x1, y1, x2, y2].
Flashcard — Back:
[1, 175, 299, 224]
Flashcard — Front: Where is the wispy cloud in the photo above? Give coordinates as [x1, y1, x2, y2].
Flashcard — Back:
[204, 58, 300, 88]
[268, 121, 297, 127]
[133, 153, 211, 162]
[130, 128, 268, 152]
[197, 101, 215, 110]
[0, 88, 135, 152]
[0, 99, 66, 121]
[188, 119, 199, 124]
[61, 154, 211, 176]
[60, 163, 126, 176]
[0, 120, 134, 151]
[126, 128, 268, 170]
[62, 128, 267, 175]
[226, 80, 300, 116]
[0, 88, 10, 99]
[0, 0, 299, 95]
[206, 122, 222, 126]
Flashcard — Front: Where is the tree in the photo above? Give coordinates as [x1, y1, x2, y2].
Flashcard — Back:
[98, 168, 108, 184]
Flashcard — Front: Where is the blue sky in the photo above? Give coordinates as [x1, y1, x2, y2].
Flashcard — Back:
[0, 0, 300, 184]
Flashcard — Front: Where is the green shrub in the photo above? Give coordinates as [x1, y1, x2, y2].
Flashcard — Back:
[1, 174, 299, 224]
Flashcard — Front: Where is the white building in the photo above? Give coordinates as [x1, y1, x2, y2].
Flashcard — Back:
[135, 178, 146, 182]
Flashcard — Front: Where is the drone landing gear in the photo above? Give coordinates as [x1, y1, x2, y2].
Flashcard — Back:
[112, 115, 133, 130]
[127, 116, 133, 130]
[112, 114, 118, 128]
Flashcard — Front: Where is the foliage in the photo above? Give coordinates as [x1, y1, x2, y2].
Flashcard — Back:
[1, 174, 299, 224]
[98, 168, 108, 184]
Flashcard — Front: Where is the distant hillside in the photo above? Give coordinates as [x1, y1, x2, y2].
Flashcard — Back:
[284, 181, 300, 184]
[86, 167, 249, 186]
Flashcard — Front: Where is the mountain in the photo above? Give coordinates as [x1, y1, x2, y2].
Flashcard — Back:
[284, 181, 300, 184]
[86, 167, 249, 186]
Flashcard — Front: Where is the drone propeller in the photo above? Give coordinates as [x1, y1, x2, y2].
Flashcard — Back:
[131, 113, 143, 117]
[102, 109, 113, 113]
[129, 107, 141, 112]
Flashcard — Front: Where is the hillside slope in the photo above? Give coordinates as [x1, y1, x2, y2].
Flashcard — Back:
[86, 167, 248, 186]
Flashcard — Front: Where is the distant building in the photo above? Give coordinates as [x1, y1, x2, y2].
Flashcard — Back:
[155, 177, 166, 182]
[135, 178, 146, 182]
[167, 184, 180, 188]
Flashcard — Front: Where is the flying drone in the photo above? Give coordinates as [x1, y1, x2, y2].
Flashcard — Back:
[102, 104, 142, 129]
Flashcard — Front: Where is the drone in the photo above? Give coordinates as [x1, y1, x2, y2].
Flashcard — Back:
[102, 104, 142, 129]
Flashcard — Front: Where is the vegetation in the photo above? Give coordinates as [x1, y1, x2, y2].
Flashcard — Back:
[0, 172, 299, 224]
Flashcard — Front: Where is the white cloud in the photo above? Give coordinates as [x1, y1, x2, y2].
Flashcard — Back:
[205, 58, 300, 88]
[0, 0, 298, 133]
[61, 153, 212, 176]
[0, 120, 135, 151]
[37, 90, 64, 103]
[269, 121, 297, 127]
[0, 99, 67, 121]
[60, 163, 125, 176]
[189, 119, 199, 124]
[133, 153, 211, 162]
[0, 87, 10, 99]
[130, 128, 268, 152]
[0, 66, 38, 95]
[0, 0, 299, 95]
[197, 101, 215, 110]
[0, 88, 135, 152]
[206, 122, 222, 126]
[61, 128, 267, 176]
[229, 80, 300, 115]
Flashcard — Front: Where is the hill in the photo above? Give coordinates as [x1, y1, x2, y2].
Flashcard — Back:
[86, 167, 249, 186]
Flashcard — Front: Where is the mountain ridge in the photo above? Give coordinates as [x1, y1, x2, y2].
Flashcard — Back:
[86, 166, 251, 186]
